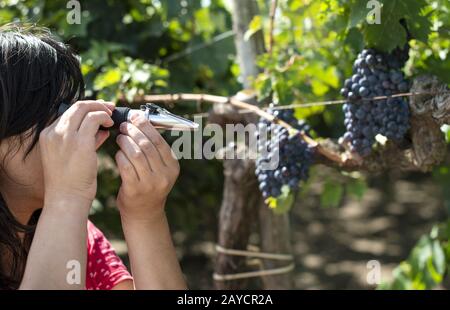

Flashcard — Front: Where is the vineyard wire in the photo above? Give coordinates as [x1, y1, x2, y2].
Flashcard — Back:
[139, 90, 450, 118]
[160, 30, 235, 64]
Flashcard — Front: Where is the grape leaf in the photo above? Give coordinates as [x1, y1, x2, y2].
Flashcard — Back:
[345, 27, 364, 52]
[266, 185, 294, 214]
[431, 240, 446, 276]
[254, 74, 272, 100]
[362, 1, 407, 52]
[348, 0, 369, 29]
[94, 68, 121, 90]
[244, 15, 262, 41]
[320, 181, 343, 208]
[406, 13, 432, 43]
[346, 178, 367, 200]
[361, 0, 430, 52]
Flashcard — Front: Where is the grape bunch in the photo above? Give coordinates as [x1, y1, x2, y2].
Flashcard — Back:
[340, 46, 411, 156]
[255, 109, 314, 200]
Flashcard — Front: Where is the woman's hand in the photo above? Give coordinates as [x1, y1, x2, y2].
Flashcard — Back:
[21, 101, 115, 290]
[114, 115, 185, 289]
[115, 114, 179, 222]
[39, 100, 115, 206]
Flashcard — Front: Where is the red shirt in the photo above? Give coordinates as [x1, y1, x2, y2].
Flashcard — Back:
[86, 221, 133, 290]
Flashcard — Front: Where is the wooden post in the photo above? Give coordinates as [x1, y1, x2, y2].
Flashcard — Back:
[213, 0, 264, 290]
[214, 0, 294, 289]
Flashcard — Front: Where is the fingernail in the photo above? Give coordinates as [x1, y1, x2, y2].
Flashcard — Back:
[120, 123, 126, 131]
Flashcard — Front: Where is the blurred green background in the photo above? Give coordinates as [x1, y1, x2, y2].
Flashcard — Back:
[1, 0, 449, 289]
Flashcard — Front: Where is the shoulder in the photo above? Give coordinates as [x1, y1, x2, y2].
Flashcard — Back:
[86, 221, 133, 290]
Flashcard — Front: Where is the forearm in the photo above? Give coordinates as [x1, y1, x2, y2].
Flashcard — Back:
[121, 209, 187, 290]
[19, 196, 90, 290]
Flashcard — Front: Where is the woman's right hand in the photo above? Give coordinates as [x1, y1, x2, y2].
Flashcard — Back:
[39, 100, 115, 207]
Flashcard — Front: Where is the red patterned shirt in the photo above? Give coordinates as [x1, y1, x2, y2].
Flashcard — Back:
[85, 221, 133, 290]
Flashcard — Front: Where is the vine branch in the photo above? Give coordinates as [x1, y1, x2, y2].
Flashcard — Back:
[126, 75, 450, 172]
[128, 93, 345, 164]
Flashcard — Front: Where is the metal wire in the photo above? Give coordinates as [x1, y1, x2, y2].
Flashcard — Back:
[162, 30, 235, 64]
[185, 90, 450, 119]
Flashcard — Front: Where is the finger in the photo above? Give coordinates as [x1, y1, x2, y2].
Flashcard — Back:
[115, 150, 139, 184]
[95, 130, 110, 150]
[60, 101, 113, 132]
[119, 122, 165, 173]
[78, 111, 114, 138]
[116, 134, 153, 179]
[97, 99, 116, 112]
[131, 115, 176, 166]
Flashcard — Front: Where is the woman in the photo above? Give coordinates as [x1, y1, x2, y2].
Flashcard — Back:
[0, 24, 186, 289]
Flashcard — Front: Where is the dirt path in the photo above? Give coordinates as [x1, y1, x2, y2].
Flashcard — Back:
[291, 173, 446, 289]
[112, 172, 446, 289]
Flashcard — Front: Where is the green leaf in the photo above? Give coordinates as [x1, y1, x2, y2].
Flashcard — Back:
[311, 80, 329, 96]
[346, 178, 367, 200]
[272, 75, 294, 104]
[384, 225, 448, 290]
[254, 74, 272, 100]
[94, 68, 122, 90]
[244, 15, 262, 41]
[266, 185, 294, 214]
[389, 262, 413, 290]
[294, 105, 325, 119]
[441, 125, 450, 143]
[345, 27, 364, 52]
[407, 13, 432, 43]
[195, 8, 215, 39]
[320, 181, 343, 208]
[362, 0, 430, 51]
[431, 240, 446, 276]
[348, 0, 369, 29]
[363, 13, 407, 51]
[426, 256, 443, 284]
[0, 9, 15, 24]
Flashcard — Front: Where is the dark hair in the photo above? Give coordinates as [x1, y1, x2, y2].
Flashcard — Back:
[0, 24, 85, 289]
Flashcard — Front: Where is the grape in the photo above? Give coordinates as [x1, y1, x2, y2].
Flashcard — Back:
[340, 45, 411, 156]
[359, 86, 369, 98]
[255, 108, 315, 200]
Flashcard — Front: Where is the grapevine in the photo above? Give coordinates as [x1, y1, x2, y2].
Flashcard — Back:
[340, 45, 411, 156]
[255, 108, 315, 203]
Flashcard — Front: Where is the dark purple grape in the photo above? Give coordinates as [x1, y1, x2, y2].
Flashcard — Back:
[352, 74, 361, 84]
[341, 46, 411, 156]
[366, 54, 376, 66]
[398, 81, 409, 92]
[256, 109, 315, 201]
[359, 87, 369, 97]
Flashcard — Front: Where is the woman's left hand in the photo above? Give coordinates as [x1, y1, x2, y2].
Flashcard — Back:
[115, 115, 180, 222]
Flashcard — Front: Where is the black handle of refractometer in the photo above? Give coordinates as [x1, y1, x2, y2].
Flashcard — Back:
[100, 107, 131, 130]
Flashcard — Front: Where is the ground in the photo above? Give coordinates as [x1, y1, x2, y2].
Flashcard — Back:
[292, 172, 446, 289]
[111, 170, 447, 289]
